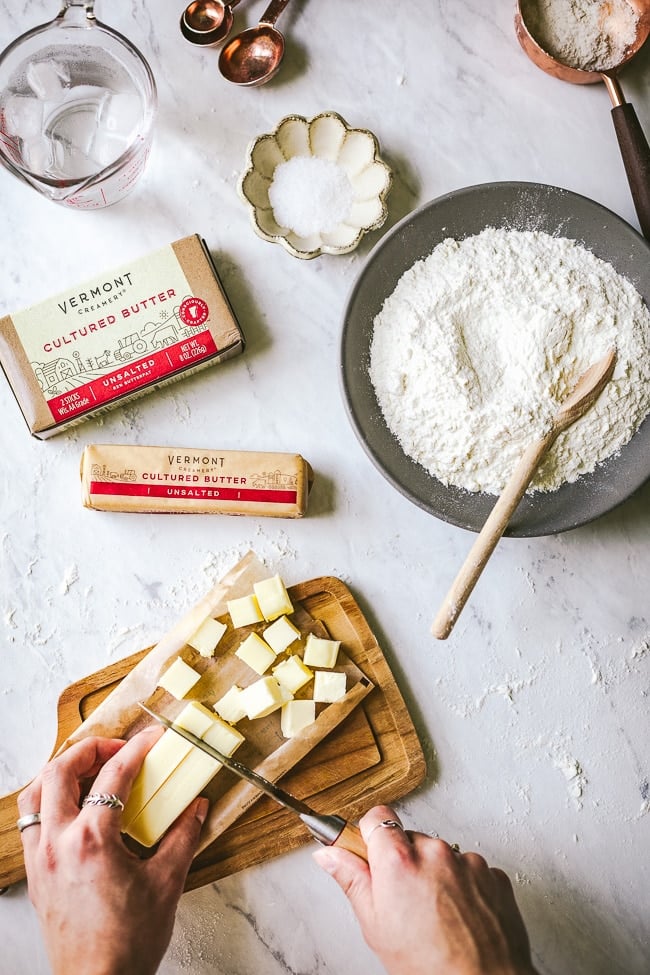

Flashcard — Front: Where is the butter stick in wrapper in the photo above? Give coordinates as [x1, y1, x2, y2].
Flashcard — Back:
[81, 444, 313, 517]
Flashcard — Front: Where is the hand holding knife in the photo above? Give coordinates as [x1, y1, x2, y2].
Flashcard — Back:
[139, 703, 368, 861]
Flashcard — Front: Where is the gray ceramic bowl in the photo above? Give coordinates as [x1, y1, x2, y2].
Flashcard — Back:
[341, 181, 650, 537]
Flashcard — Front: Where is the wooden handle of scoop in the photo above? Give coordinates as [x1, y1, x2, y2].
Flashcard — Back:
[333, 821, 368, 860]
[432, 433, 555, 640]
[432, 349, 617, 640]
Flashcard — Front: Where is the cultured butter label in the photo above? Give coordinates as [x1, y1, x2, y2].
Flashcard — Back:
[12, 245, 217, 423]
[0, 235, 245, 437]
[81, 444, 313, 517]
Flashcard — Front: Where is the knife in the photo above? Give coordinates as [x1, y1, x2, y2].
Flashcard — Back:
[139, 702, 368, 861]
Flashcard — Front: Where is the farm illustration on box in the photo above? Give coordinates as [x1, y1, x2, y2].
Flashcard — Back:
[30, 296, 201, 397]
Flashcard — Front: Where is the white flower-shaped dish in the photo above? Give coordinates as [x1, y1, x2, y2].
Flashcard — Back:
[238, 112, 392, 259]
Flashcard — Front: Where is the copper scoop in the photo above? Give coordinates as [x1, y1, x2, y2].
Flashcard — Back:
[219, 0, 291, 86]
[180, 0, 242, 46]
[515, 0, 650, 238]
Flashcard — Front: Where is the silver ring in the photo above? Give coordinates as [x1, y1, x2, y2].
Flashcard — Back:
[366, 818, 405, 841]
[81, 792, 124, 811]
[16, 812, 41, 833]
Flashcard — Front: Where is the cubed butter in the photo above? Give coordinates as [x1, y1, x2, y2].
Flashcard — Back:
[281, 699, 316, 738]
[228, 593, 264, 627]
[174, 701, 220, 738]
[157, 657, 201, 699]
[303, 634, 340, 669]
[202, 714, 245, 756]
[312, 670, 347, 703]
[239, 676, 292, 719]
[272, 655, 313, 694]
[253, 574, 293, 621]
[187, 617, 227, 657]
[213, 684, 247, 723]
[263, 615, 301, 654]
[235, 632, 276, 675]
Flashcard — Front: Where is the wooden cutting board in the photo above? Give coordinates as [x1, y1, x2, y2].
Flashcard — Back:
[0, 577, 426, 891]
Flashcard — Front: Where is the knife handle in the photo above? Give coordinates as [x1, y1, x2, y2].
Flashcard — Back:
[333, 821, 368, 861]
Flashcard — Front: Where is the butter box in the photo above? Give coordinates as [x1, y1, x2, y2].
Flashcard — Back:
[0, 235, 245, 438]
[81, 443, 313, 517]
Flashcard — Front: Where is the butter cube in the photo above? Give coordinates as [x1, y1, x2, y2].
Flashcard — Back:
[303, 634, 340, 669]
[313, 670, 346, 703]
[263, 615, 301, 654]
[203, 713, 245, 756]
[228, 593, 264, 628]
[254, 574, 293, 621]
[272, 655, 313, 694]
[281, 700, 316, 738]
[213, 684, 247, 723]
[174, 701, 220, 738]
[188, 617, 227, 657]
[239, 676, 292, 719]
[236, 632, 276, 675]
[157, 657, 201, 699]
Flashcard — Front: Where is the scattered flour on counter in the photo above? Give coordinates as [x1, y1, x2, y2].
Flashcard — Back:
[59, 563, 79, 595]
[369, 228, 650, 494]
[521, 0, 639, 71]
[552, 753, 587, 809]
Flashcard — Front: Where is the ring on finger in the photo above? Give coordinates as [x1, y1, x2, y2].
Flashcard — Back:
[450, 842, 461, 853]
[16, 812, 41, 833]
[366, 818, 405, 841]
[81, 792, 124, 811]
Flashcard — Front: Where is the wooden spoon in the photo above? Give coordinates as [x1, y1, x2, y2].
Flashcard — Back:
[432, 348, 617, 640]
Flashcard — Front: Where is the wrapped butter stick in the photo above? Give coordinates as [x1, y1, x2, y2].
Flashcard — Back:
[81, 444, 313, 517]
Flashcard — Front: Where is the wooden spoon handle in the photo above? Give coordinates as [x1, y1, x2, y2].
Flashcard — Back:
[432, 431, 556, 640]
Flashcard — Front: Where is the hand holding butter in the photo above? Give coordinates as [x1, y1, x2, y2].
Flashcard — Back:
[17, 731, 207, 975]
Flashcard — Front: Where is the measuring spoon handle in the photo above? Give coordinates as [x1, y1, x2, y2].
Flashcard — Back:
[611, 101, 650, 240]
[259, 0, 290, 27]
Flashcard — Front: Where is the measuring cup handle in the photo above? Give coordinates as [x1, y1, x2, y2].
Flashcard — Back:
[57, 1, 96, 24]
[611, 102, 650, 240]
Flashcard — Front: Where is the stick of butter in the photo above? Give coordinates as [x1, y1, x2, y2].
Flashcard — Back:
[80, 444, 313, 517]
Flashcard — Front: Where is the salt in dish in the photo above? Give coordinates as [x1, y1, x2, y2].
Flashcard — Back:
[238, 111, 392, 259]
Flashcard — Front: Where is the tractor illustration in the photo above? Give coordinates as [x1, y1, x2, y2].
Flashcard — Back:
[113, 333, 148, 362]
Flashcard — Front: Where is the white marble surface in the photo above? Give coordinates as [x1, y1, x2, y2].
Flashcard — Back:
[1, 1, 649, 973]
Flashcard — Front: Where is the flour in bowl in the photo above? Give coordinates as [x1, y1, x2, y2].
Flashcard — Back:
[369, 228, 650, 494]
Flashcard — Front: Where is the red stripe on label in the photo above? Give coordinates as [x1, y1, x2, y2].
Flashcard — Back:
[46, 329, 217, 421]
[90, 482, 298, 504]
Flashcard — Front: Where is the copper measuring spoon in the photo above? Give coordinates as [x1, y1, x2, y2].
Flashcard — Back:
[181, 0, 242, 46]
[219, 0, 291, 86]
[432, 349, 617, 640]
[515, 0, 650, 239]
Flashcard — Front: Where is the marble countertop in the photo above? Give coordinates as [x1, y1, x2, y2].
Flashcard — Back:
[1, 2, 649, 973]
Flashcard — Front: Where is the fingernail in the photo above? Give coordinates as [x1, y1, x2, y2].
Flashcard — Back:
[313, 849, 336, 874]
[195, 797, 209, 825]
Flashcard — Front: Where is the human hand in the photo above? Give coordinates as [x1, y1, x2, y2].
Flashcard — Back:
[313, 804, 538, 975]
[17, 729, 209, 975]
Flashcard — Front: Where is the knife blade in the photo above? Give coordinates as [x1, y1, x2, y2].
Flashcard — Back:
[138, 702, 368, 860]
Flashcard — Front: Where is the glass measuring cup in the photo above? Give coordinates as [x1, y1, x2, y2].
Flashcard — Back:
[0, 1, 156, 209]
